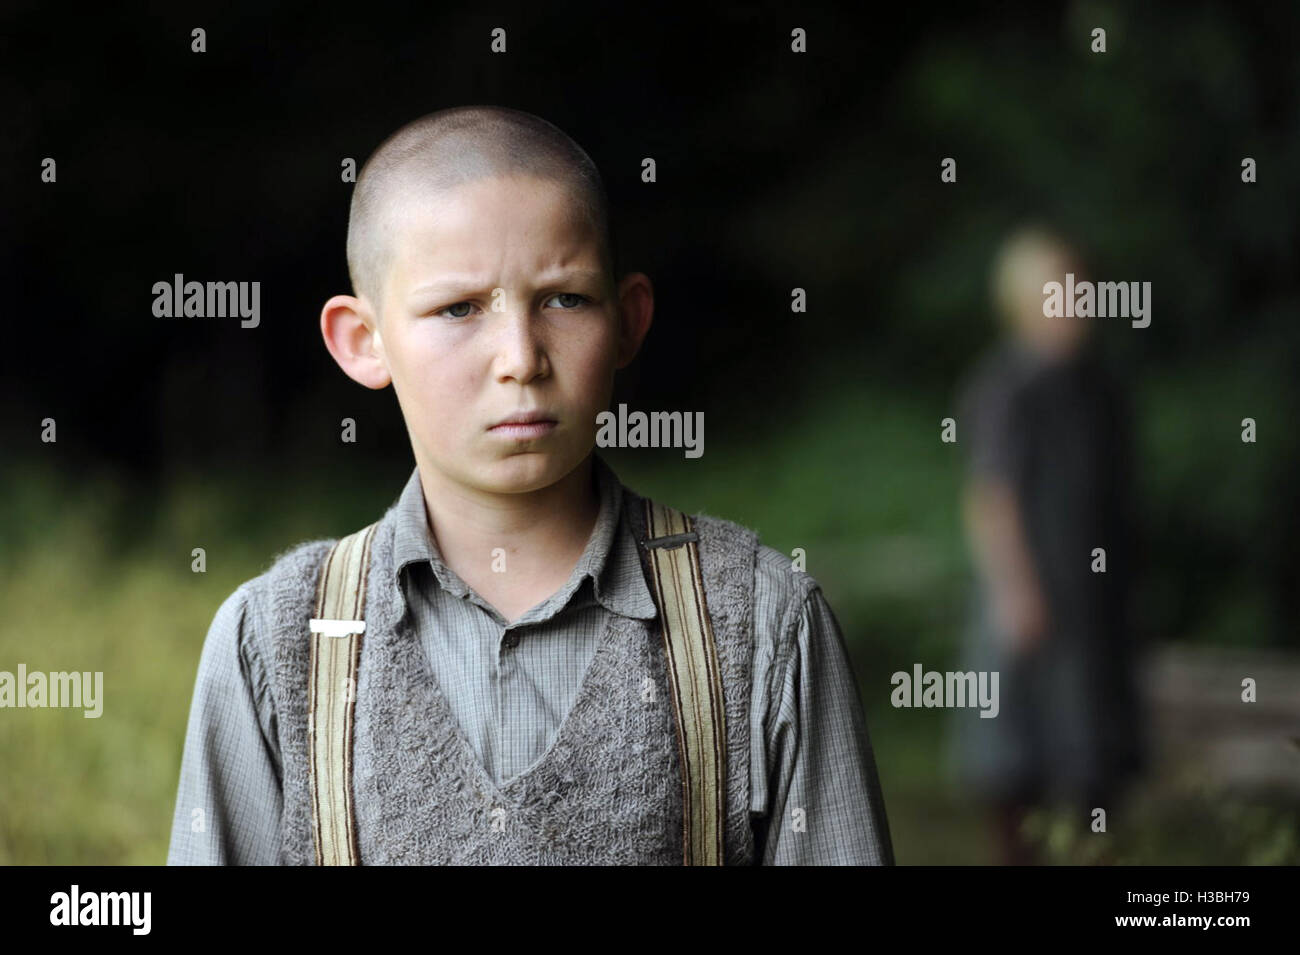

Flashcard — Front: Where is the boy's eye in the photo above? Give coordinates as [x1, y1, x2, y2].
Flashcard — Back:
[433, 293, 590, 319]
[437, 302, 476, 320]
[546, 293, 591, 309]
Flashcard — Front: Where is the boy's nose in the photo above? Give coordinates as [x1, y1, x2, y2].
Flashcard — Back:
[492, 309, 551, 383]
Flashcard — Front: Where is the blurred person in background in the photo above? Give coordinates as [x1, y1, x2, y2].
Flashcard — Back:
[948, 224, 1147, 865]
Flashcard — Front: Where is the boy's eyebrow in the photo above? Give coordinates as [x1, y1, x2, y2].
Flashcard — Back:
[406, 269, 606, 304]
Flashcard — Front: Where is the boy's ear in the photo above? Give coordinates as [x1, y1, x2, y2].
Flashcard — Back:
[614, 271, 654, 369]
[320, 294, 393, 389]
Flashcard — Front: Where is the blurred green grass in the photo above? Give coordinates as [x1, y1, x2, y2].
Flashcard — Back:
[0, 370, 1291, 864]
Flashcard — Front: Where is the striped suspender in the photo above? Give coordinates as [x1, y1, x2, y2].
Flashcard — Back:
[639, 500, 728, 866]
[307, 522, 377, 866]
[305, 502, 726, 866]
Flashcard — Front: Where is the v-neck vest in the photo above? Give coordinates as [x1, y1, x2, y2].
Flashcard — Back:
[265, 483, 759, 865]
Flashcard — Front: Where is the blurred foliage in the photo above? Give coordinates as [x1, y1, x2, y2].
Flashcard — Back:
[1022, 787, 1300, 866]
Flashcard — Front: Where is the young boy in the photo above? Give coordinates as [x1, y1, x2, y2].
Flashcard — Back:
[166, 106, 894, 866]
[950, 226, 1144, 864]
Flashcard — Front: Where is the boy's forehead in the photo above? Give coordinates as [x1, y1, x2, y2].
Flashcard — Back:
[390, 173, 581, 228]
[384, 175, 604, 285]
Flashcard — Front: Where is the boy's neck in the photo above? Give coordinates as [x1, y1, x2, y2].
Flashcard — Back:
[414, 454, 602, 619]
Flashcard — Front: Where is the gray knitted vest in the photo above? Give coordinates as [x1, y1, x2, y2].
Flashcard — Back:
[261, 482, 759, 865]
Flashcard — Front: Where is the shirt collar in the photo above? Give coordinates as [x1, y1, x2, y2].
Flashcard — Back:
[391, 453, 658, 621]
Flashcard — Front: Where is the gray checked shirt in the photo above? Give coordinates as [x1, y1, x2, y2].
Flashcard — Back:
[167, 454, 894, 865]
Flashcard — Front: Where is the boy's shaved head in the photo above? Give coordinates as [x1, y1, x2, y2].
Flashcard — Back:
[346, 106, 615, 316]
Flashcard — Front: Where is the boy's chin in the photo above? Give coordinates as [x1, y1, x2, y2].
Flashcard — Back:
[468, 450, 577, 494]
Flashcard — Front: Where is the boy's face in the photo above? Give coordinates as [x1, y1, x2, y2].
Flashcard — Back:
[1010, 248, 1090, 359]
[368, 173, 642, 496]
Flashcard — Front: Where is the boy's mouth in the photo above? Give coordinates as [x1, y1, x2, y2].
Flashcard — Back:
[488, 409, 558, 439]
